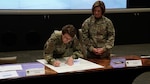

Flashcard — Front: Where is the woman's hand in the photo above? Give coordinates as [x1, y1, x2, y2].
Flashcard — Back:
[66, 56, 74, 66]
[53, 60, 61, 67]
[93, 48, 104, 55]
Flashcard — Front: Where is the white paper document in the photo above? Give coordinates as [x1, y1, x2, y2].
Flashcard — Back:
[26, 68, 45, 76]
[0, 64, 22, 72]
[0, 71, 19, 79]
[126, 59, 142, 67]
[37, 58, 104, 73]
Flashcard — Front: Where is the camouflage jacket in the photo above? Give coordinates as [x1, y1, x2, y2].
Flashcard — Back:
[43, 30, 84, 64]
[81, 15, 115, 52]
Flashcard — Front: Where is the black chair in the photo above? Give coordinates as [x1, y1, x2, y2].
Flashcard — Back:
[132, 71, 150, 84]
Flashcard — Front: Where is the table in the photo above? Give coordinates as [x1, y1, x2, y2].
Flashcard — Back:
[0, 55, 150, 84]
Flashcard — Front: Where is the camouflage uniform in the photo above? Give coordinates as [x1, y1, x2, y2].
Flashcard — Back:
[81, 15, 115, 59]
[43, 30, 84, 64]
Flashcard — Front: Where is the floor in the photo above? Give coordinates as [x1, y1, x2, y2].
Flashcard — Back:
[0, 43, 150, 84]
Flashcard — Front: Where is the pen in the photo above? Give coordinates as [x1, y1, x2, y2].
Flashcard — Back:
[114, 61, 124, 64]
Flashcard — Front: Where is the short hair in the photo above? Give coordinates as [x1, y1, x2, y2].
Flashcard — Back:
[92, 0, 106, 15]
[62, 24, 76, 38]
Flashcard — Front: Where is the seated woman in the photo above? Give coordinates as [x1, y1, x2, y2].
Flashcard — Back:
[43, 24, 84, 67]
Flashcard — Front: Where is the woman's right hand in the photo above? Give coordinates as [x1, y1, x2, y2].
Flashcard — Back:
[53, 60, 61, 67]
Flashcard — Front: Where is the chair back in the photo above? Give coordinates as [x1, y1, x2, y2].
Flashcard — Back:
[0, 56, 17, 64]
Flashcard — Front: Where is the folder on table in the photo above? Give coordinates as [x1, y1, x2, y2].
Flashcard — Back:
[110, 57, 126, 68]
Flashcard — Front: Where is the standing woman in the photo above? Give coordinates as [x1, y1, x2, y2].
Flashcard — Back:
[81, 0, 115, 59]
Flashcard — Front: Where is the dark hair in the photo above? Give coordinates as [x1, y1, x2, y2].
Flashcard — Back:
[92, 1, 105, 15]
[62, 24, 76, 38]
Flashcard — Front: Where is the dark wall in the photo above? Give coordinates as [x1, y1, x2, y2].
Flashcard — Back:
[0, 15, 50, 51]
[0, 11, 150, 52]
[105, 12, 150, 45]
[127, 0, 150, 8]
[0, 14, 91, 51]
[0, 0, 150, 52]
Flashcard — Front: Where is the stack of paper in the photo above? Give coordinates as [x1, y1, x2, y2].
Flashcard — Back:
[0, 64, 22, 79]
[37, 58, 104, 73]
